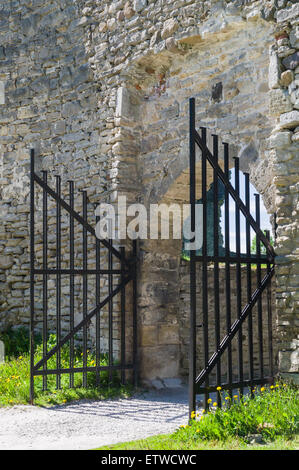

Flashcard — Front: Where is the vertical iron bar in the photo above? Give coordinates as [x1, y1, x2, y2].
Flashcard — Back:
[245, 173, 254, 395]
[234, 157, 243, 397]
[82, 190, 88, 388]
[108, 236, 113, 385]
[120, 246, 126, 385]
[255, 193, 264, 380]
[189, 97, 196, 419]
[69, 181, 75, 388]
[266, 230, 274, 381]
[96, 211, 101, 387]
[201, 126, 209, 412]
[224, 143, 232, 401]
[132, 239, 138, 388]
[212, 134, 221, 407]
[42, 170, 48, 391]
[30, 149, 35, 405]
[55, 175, 61, 390]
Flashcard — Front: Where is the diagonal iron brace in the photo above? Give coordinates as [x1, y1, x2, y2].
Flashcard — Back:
[33, 272, 134, 372]
[194, 130, 275, 259]
[195, 265, 275, 386]
[33, 172, 127, 265]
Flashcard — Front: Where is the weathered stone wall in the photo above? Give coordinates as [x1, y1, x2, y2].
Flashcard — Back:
[0, 0, 102, 331]
[0, 0, 298, 384]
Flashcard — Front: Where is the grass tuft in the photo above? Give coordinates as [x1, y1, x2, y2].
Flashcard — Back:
[180, 382, 299, 442]
[0, 333, 132, 407]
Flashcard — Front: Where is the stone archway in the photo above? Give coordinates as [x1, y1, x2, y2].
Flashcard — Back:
[113, 15, 282, 385]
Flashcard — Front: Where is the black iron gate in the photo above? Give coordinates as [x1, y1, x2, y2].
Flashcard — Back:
[188, 98, 275, 416]
[30, 149, 137, 403]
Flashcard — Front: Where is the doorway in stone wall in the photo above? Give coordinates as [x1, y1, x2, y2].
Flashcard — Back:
[187, 98, 276, 417]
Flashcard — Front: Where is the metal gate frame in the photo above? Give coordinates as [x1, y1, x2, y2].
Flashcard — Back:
[29, 149, 138, 404]
[188, 98, 275, 416]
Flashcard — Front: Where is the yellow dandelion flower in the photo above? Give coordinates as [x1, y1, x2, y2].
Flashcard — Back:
[216, 386, 222, 391]
[275, 384, 279, 388]
[225, 397, 230, 400]
[233, 395, 238, 399]
[196, 429, 200, 433]
[261, 387, 265, 392]
[207, 398, 212, 404]
[270, 385, 274, 389]
[213, 402, 217, 407]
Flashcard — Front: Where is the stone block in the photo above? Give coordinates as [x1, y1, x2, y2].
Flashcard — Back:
[269, 88, 293, 116]
[116, 86, 131, 119]
[280, 70, 294, 87]
[0, 81, 4, 104]
[139, 325, 157, 347]
[279, 110, 299, 129]
[134, 0, 147, 12]
[61, 101, 81, 118]
[0, 255, 13, 270]
[124, 3, 135, 19]
[158, 324, 180, 345]
[52, 121, 66, 135]
[269, 46, 281, 89]
[161, 18, 179, 40]
[279, 350, 299, 373]
[17, 106, 38, 119]
[282, 52, 299, 71]
[0, 340, 4, 363]
[289, 26, 299, 49]
[280, 373, 299, 386]
[139, 345, 180, 380]
[277, 3, 299, 23]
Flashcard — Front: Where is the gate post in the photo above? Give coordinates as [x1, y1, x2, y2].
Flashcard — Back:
[30, 149, 35, 405]
[189, 98, 196, 418]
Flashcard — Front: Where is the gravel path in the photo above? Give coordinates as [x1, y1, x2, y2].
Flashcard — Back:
[0, 387, 189, 450]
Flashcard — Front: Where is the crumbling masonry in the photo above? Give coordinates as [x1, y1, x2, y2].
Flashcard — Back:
[0, 0, 298, 386]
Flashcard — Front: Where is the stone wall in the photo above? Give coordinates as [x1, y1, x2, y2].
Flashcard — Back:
[0, 0, 298, 384]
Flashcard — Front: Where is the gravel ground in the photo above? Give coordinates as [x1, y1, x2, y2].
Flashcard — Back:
[0, 387, 189, 450]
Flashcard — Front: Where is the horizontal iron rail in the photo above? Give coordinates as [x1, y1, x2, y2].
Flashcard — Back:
[194, 130, 275, 259]
[33, 268, 131, 275]
[196, 377, 274, 394]
[195, 255, 272, 264]
[33, 364, 134, 376]
[33, 172, 127, 265]
[33, 272, 134, 372]
[195, 265, 275, 386]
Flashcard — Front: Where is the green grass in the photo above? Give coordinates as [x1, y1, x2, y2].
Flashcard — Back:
[98, 433, 299, 450]
[97, 383, 299, 450]
[0, 333, 132, 407]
